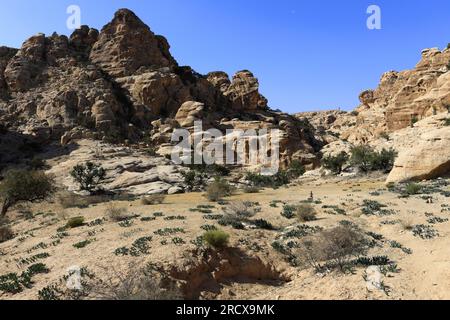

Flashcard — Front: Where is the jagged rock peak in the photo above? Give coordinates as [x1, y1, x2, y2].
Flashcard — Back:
[89, 8, 177, 77]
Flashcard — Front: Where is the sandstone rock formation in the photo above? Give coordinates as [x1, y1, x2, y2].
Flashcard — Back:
[46, 140, 185, 195]
[386, 114, 450, 183]
[89, 9, 176, 77]
[0, 8, 323, 190]
[300, 46, 450, 182]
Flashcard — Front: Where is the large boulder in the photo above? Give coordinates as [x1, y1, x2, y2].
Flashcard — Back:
[387, 125, 450, 183]
[225, 70, 268, 111]
[175, 101, 205, 127]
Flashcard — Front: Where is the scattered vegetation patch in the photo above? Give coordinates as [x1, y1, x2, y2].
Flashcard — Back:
[322, 205, 346, 215]
[361, 200, 395, 216]
[427, 216, 449, 224]
[389, 241, 413, 254]
[164, 215, 186, 221]
[0, 263, 50, 294]
[200, 224, 218, 232]
[114, 236, 153, 257]
[154, 228, 185, 236]
[412, 225, 439, 239]
[73, 239, 95, 249]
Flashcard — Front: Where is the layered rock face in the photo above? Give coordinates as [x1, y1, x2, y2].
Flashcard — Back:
[300, 47, 450, 182]
[0, 8, 321, 175]
[351, 47, 450, 142]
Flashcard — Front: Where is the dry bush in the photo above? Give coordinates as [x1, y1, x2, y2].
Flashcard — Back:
[106, 204, 130, 222]
[0, 220, 14, 243]
[92, 265, 182, 300]
[296, 204, 317, 222]
[58, 192, 107, 209]
[141, 194, 166, 206]
[225, 201, 257, 220]
[242, 186, 261, 194]
[297, 225, 368, 272]
[205, 177, 234, 202]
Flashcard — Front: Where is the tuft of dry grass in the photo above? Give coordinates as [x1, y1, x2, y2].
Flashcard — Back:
[141, 194, 166, 206]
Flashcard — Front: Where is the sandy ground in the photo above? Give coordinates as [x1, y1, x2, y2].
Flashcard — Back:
[1, 176, 450, 300]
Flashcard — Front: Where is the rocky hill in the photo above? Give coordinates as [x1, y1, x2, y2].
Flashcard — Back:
[298, 46, 450, 182]
[0, 9, 322, 179]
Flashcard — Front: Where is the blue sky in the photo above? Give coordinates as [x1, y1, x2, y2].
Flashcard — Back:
[0, 0, 449, 112]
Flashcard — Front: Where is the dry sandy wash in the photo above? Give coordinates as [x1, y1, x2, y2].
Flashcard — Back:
[1, 175, 450, 300]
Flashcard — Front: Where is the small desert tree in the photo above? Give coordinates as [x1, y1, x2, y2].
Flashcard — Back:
[70, 162, 106, 193]
[350, 145, 375, 172]
[322, 152, 349, 174]
[0, 170, 55, 216]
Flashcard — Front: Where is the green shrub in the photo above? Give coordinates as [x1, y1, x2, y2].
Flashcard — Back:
[205, 177, 234, 202]
[253, 219, 275, 230]
[182, 170, 208, 191]
[65, 216, 85, 229]
[405, 183, 422, 195]
[281, 205, 296, 219]
[287, 160, 306, 179]
[371, 148, 398, 172]
[0, 170, 55, 216]
[203, 230, 230, 249]
[350, 146, 397, 173]
[321, 152, 349, 174]
[70, 162, 106, 193]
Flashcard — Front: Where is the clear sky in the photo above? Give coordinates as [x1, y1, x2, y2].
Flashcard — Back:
[0, 0, 449, 113]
